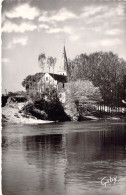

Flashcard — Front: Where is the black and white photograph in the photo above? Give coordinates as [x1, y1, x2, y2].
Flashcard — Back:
[1, 0, 126, 194]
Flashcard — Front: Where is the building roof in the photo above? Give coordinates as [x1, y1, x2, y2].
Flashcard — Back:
[22, 72, 67, 88]
[49, 73, 67, 83]
[30, 73, 45, 83]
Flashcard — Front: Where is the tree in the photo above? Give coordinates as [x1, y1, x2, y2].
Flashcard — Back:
[38, 53, 46, 92]
[64, 80, 102, 120]
[68, 51, 126, 104]
[66, 80, 102, 104]
[52, 57, 57, 75]
[38, 53, 46, 73]
[47, 56, 54, 73]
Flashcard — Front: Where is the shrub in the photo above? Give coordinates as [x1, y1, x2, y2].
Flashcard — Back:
[65, 80, 102, 119]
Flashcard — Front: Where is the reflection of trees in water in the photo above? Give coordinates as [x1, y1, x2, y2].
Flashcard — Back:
[23, 134, 64, 167]
[65, 126, 126, 187]
[66, 126, 126, 162]
[100, 124, 126, 160]
[2, 136, 8, 148]
[23, 134, 66, 194]
[2, 135, 23, 152]
[22, 124, 126, 191]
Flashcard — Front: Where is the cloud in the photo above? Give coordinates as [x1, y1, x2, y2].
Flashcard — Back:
[2, 21, 37, 33]
[116, 4, 125, 16]
[12, 37, 28, 45]
[81, 5, 106, 17]
[4, 3, 40, 20]
[100, 5, 125, 19]
[2, 58, 10, 63]
[105, 29, 123, 35]
[46, 26, 73, 34]
[100, 39, 121, 46]
[39, 8, 77, 23]
[39, 24, 49, 29]
[6, 37, 28, 49]
[82, 3, 126, 26]
[88, 26, 103, 33]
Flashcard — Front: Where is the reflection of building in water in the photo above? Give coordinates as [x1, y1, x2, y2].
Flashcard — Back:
[23, 134, 67, 195]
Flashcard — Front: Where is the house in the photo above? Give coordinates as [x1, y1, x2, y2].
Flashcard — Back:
[38, 73, 67, 92]
[22, 72, 67, 94]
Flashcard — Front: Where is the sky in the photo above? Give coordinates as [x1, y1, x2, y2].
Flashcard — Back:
[2, 0, 126, 93]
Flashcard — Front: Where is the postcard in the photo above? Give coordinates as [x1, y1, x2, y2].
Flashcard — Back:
[2, 0, 126, 195]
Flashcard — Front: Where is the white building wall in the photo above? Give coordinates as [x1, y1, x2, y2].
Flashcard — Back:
[37, 73, 57, 92]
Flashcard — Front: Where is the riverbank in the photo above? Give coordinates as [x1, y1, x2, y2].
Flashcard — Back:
[2, 100, 126, 125]
[2, 102, 53, 124]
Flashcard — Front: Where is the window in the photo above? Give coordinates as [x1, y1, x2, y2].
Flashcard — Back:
[63, 83, 64, 88]
[46, 77, 48, 81]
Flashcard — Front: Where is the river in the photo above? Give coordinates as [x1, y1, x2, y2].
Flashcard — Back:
[2, 120, 126, 195]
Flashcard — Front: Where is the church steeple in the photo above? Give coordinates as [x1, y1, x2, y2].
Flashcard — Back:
[63, 46, 68, 75]
[58, 45, 68, 77]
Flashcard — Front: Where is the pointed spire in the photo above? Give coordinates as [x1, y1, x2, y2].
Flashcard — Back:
[63, 46, 68, 75]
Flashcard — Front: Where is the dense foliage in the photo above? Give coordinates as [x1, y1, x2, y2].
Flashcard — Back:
[65, 80, 102, 120]
[66, 80, 102, 103]
[68, 52, 126, 104]
[22, 73, 44, 89]
[34, 98, 70, 121]
[22, 90, 70, 121]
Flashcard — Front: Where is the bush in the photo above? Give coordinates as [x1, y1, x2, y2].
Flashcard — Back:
[22, 102, 34, 114]
[21, 102, 47, 120]
[34, 98, 70, 121]
[65, 80, 102, 119]
[22, 97, 70, 121]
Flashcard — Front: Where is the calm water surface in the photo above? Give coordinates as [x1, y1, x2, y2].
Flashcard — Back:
[2, 120, 126, 195]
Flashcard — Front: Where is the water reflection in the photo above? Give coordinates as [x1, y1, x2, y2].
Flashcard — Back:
[22, 134, 66, 195]
[65, 130, 126, 193]
[2, 121, 126, 195]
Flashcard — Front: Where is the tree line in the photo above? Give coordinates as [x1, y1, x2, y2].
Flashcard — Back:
[67, 51, 126, 105]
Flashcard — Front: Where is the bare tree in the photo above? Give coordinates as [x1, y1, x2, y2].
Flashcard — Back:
[47, 56, 54, 74]
[47, 56, 56, 76]
[52, 58, 57, 76]
[38, 53, 46, 92]
[38, 53, 46, 73]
